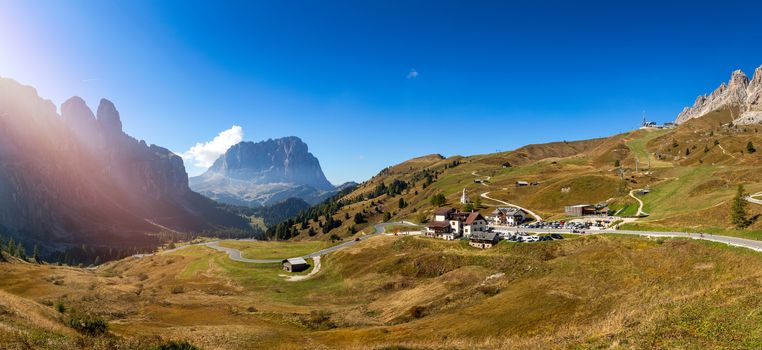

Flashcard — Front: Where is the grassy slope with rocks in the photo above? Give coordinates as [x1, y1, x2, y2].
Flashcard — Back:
[2, 234, 762, 349]
[282, 113, 762, 242]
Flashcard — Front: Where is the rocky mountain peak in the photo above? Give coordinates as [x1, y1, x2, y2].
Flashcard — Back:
[96, 98, 123, 133]
[751, 66, 762, 87]
[0, 78, 251, 256]
[730, 69, 750, 88]
[205, 136, 333, 190]
[190, 136, 337, 207]
[61, 97, 95, 125]
[675, 65, 762, 125]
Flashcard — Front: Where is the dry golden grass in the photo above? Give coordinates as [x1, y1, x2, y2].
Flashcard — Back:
[4, 234, 762, 349]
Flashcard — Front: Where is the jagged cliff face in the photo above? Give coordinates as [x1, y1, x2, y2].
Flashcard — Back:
[190, 137, 337, 207]
[676, 65, 762, 125]
[0, 77, 249, 255]
[61, 97, 190, 199]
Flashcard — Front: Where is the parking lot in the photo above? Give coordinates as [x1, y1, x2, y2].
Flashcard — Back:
[501, 232, 565, 243]
[518, 216, 620, 231]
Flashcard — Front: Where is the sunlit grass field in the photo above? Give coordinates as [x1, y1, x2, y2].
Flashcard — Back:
[217, 240, 331, 260]
[4, 233, 762, 349]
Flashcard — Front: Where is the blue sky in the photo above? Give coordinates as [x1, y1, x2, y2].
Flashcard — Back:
[2, 1, 762, 184]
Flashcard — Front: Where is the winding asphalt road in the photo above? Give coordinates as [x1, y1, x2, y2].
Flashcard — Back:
[141, 222, 419, 263]
[500, 227, 762, 252]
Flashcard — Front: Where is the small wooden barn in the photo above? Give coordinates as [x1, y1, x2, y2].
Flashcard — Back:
[282, 257, 309, 272]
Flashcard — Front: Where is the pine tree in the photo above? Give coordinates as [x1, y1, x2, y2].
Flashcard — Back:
[16, 242, 25, 259]
[429, 193, 446, 207]
[747, 141, 756, 154]
[7, 238, 15, 256]
[614, 159, 620, 168]
[398, 198, 406, 209]
[32, 245, 39, 262]
[731, 184, 750, 229]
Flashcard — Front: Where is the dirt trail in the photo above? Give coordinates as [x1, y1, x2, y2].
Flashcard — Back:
[718, 144, 737, 159]
[471, 171, 491, 186]
[628, 189, 648, 216]
[481, 191, 543, 222]
[746, 192, 762, 205]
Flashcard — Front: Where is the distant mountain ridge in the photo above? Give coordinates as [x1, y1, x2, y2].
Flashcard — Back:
[190, 137, 349, 207]
[676, 65, 762, 125]
[0, 77, 250, 258]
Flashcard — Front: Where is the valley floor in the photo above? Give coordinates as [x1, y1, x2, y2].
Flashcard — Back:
[3, 230, 762, 349]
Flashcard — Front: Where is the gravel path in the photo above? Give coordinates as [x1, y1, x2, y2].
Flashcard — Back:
[481, 191, 543, 222]
[628, 189, 648, 216]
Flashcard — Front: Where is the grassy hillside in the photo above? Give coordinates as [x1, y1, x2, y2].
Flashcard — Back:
[274, 115, 762, 242]
[2, 235, 762, 349]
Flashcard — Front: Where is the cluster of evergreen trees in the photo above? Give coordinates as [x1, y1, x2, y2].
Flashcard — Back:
[265, 159, 458, 240]
[217, 198, 311, 227]
[409, 168, 443, 189]
[266, 174, 418, 240]
[266, 185, 358, 240]
[0, 234, 36, 261]
[443, 159, 461, 169]
[368, 179, 408, 199]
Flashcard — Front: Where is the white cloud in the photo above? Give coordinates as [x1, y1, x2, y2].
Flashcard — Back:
[179, 125, 243, 170]
[406, 69, 419, 79]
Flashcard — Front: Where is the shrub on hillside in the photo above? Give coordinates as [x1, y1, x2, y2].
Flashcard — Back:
[301, 310, 336, 330]
[68, 311, 108, 336]
[408, 305, 425, 319]
[154, 340, 200, 350]
[54, 300, 66, 313]
[353, 212, 366, 224]
[477, 284, 501, 296]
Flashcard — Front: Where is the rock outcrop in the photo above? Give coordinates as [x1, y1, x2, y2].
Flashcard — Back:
[676, 65, 762, 125]
[190, 137, 338, 206]
[0, 77, 250, 258]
